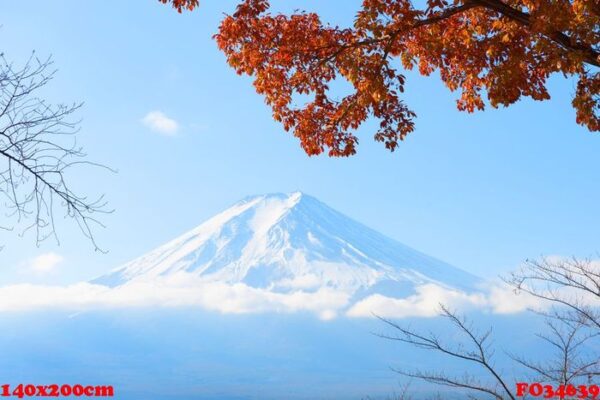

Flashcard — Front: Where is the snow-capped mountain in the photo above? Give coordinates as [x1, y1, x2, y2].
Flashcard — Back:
[93, 192, 479, 299]
[0, 193, 539, 400]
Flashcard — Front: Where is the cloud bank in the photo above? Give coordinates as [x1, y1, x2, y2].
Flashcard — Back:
[0, 274, 543, 320]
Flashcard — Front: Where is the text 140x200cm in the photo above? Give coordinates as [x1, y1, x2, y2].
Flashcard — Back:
[0, 384, 114, 398]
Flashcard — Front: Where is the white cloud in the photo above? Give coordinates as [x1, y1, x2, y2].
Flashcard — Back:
[25, 253, 64, 275]
[0, 274, 349, 321]
[485, 283, 543, 314]
[345, 280, 562, 318]
[346, 284, 488, 318]
[0, 275, 558, 320]
[141, 111, 179, 136]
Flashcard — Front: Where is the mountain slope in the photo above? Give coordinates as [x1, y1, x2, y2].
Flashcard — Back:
[93, 192, 479, 300]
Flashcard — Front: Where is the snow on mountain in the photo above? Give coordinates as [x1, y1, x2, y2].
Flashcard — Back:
[92, 192, 480, 304]
[0, 192, 528, 318]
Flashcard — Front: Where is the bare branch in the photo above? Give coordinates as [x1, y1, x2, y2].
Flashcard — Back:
[510, 316, 600, 387]
[376, 306, 516, 400]
[0, 52, 112, 251]
[505, 257, 600, 330]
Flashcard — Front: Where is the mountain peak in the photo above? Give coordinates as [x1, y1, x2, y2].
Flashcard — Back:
[93, 192, 479, 298]
[242, 190, 308, 205]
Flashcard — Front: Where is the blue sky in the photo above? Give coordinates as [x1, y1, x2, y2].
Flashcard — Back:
[0, 0, 598, 284]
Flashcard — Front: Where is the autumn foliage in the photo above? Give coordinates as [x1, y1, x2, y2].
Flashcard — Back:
[159, 0, 198, 13]
[161, 0, 599, 156]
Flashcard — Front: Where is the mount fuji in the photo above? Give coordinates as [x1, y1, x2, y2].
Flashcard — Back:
[0, 193, 540, 400]
[91, 192, 481, 318]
